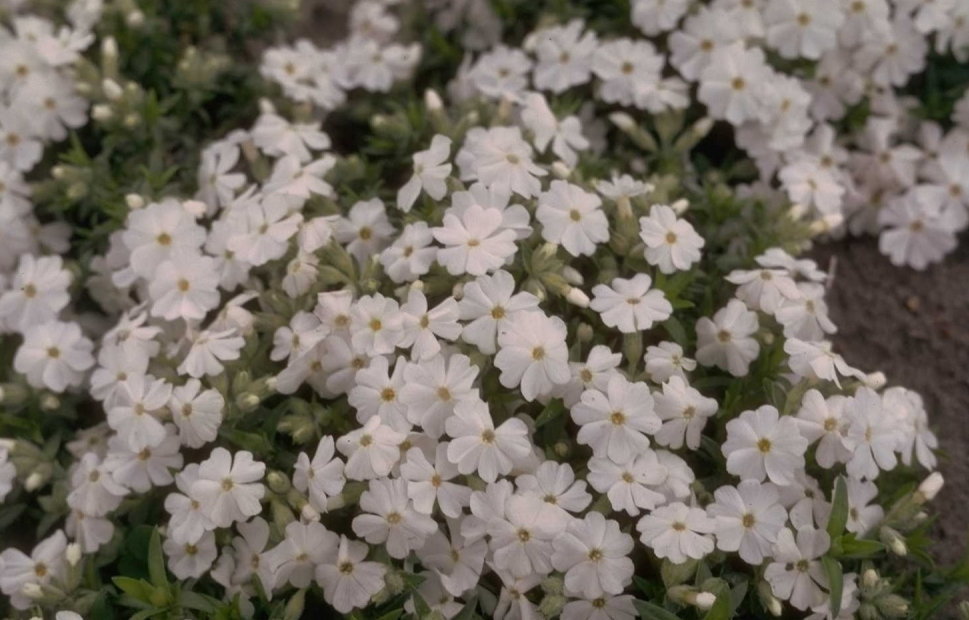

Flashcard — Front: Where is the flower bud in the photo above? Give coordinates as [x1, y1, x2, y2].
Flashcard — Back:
[577, 323, 594, 343]
[424, 89, 443, 112]
[879, 526, 907, 556]
[863, 372, 887, 390]
[810, 214, 844, 236]
[301, 503, 321, 522]
[451, 282, 464, 300]
[609, 112, 637, 132]
[266, 471, 291, 494]
[565, 287, 590, 308]
[0, 384, 27, 406]
[562, 266, 584, 286]
[40, 394, 60, 411]
[22, 583, 43, 599]
[182, 200, 207, 218]
[102, 78, 123, 101]
[958, 600, 969, 620]
[862, 569, 880, 590]
[101, 36, 118, 60]
[66, 543, 82, 567]
[24, 471, 46, 492]
[551, 161, 572, 179]
[788, 203, 808, 220]
[384, 570, 405, 595]
[917, 472, 944, 502]
[91, 104, 113, 121]
[541, 575, 565, 596]
[123, 112, 140, 128]
[671, 198, 690, 215]
[125, 194, 145, 209]
[757, 581, 782, 617]
[538, 594, 566, 618]
[126, 9, 145, 27]
[876, 594, 909, 619]
[694, 592, 716, 610]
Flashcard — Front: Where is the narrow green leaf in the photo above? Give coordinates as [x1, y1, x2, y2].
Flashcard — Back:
[633, 599, 685, 620]
[178, 590, 218, 612]
[147, 528, 169, 593]
[112, 577, 154, 603]
[661, 317, 688, 346]
[373, 609, 404, 620]
[827, 477, 849, 540]
[412, 592, 433, 618]
[822, 556, 844, 618]
[728, 580, 748, 615]
[534, 400, 566, 428]
[128, 610, 164, 620]
[836, 536, 886, 559]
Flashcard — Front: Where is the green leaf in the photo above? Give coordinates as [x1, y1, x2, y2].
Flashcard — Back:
[661, 317, 689, 347]
[534, 400, 566, 428]
[412, 592, 433, 618]
[128, 610, 164, 620]
[112, 577, 155, 603]
[702, 591, 732, 620]
[661, 559, 698, 588]
[827, 477, 849, 540]
[835, 536, 886, 559]
[178, 590, 219, 612]
[728, 580, 748, 616]
[633, 600, 685, 620]
[373, 609, 404, 620]
[822, 556, 844, 619]
[452, 595, 479, 620]
[147, 528, 169, 594]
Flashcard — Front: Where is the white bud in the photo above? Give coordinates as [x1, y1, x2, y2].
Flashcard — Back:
[40, 394, 60, 411]
[423, 89, 443, 112]
[630, 158, 647, 174]
[125, 194, 145, 209]
[565, 287, 590, 308]
[863, 569, 880, 589]
[409, 280, 425, 293]
[123, 113, 140, 128]
[241, 394, 260, 409]
[863, 371, 887, 389]
[692, 116, 714, 137]
[0, 386, 4, 403]
[788, 203, 808, 220]
[101, 36, 118, 60]
[551, 161, 572, 179]
[126, 9, 145, 27]
[671, 198, 690, 215]
[21, 583, 43, 599]
[66, 543, 82, 566]
[51, 165, 66, 179]
[258, 98, 276, 115]
[694, 593, 716, 610]
[301, 503, 321, 522]
[562, 266, 584, 286]
[0, 438, 15, 450]
[91, 104, 113, 121]
[809, 213, 845, 236]
[326, 494, 346, 511]
[452, 282, 464, 300]
[917, 472, 944, 501]
[25, 471, 45, 492]
[265, 377, 278, 393]
[609, 111, 637, 132]
[767, 596, 783, 617]
[182, 199, 207, 218]
[102, 78, 123, 101]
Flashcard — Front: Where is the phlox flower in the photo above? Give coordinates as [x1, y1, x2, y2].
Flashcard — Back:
[637, 502, 715, 564]
[571, 375, 661, 463]
[536, 180, 609, 257]
[191, 447, 266, 528]
[590, 274, 672, 333]
[495, 310, 570, 402]
[445, 398, 532, 483]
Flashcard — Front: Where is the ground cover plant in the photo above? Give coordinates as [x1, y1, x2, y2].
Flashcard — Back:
[0, 0, 968, 619]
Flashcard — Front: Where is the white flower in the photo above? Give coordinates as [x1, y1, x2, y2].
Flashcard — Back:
[67, 453, 129, 518]
[122, 199, 206, 279]
[536, 181, 609, 256]
[877, 186, 958, 270]
[0, 254, 71, 333]
[448, 182, 532, 241]
[337, 416, 406, 481]
[380, 222, 438, 283]
[177, 328, 246, 379]
[515, 460, 591, 515]
[350, 292, 404, 356]
[418, 524, 488, 598]
[764, 0, 844, 60]
[590, 274, 672, 333]
[106, 375, 173, 452]
[265, 521, 338, 589]
[653, 376, 718, 450]
[196, 142, 245, 210]
[695, 300, 761, 377]
[315, 535, 386, 614]
[556, 344, 623, 407]
[226, 194, 303, 267]
[644, 341, 696, 383]
[148, 252, 221, 322]
[0, 530, 67, 610]
[764, 528, 830, 610]
[463, 126, 546, 199]
[400, 288, 462, 361]
[353, 478, 438, 559]
[795, 390, 853, 469]
[726, 265, 801, 315]
[779, 159, 845, 217]
[708, 481, 788, 565]
[784, 339, 865, 387]
[264, 155, 336, 200]
[488, 494, 565, 577]
[271, 311, 326, 364]
[698, 43, 771, 126]
[884, 386, 937, 470]
[520, 93, 589, 167]
[562, 594, 638, 620]
[551, 511, 634, 598]
[458, 269, 540, 355]
[445, 398, 532, 482]
[722, 405, 808, 485]
[252, 112, 330, 162]
[587, 452, 668, 516]
[637, 502, 715, 564]
[191, 447, 266, 528]
[434, 202, 518, 276]
[164, 464, 214, 545]
[399, 353, 479, 439]
[845, 388, 899, 481]
[14, 320, 94, 392]
[669, 7, 741, 80]
[105, 426, 183, 493]
[294, 435, 346, 513]
[397, 134, 452, 212]
[532, 19, 598, 93]
[0, 447, 14, 503]
[631, 0, 690, 35]
[639, 204, 704, 273]
[164, 529, 218, 580]
[592, 39, 663, 108]
[572, 375, 661, 463]
[776, 283, 837, 341]
[495, 310, 570, 402]
[333, 198, 396, 267]
[400, 443, 472, 518]
[845, 479, 884, 535]
[468, 45, 532, 100]
[348, 356, 410, 431]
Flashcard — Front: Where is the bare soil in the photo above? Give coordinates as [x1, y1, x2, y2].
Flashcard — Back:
[812, 238, 969, 569]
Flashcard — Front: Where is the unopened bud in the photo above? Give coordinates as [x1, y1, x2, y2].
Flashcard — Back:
[862, 569, 880, 589]
[694, 592, 716, 610]
[810, 214, 844, 236]
[182, 200, 207, 218]
[424, 89, 443, 112]
[876, 594, 909, 619]
[609, 111, 637, 132]
[66, 543, 82, 567]
[788, 203, 808, 220]
[551, 161, 571, 179]
[671, 198, 689, 215]
[22, 583, 43, 599]
[126, 9, 145, 26]
[879, 526, 907, 556]
[958, 601, 969, 620]
[577, 323, 594, 343]
[301, 503, 321, 522]
[91, 104, 113, 121]
[266, 471, 291, 494]
[123, 113, 140, 128]
[101, 36, 118, 60]
[40, 394, 60, 411]
[565, 287, 590, 308]
[758, 581, 783, 617]
[917, 472, 944, 502]
[538, 594, 566, 618]
[125, 194, 145, 209]
[24, 471, 45, 492]
[102, 78, 123, 101]
[691, 116, 714, 139]
[384, 570, 405, 595]
[562, 266, 584, 286]
[451, 282, 464, 300]
[863, 372, 887, 389]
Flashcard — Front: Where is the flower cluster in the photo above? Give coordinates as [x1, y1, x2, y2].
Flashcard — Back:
[0, 1, 960, 620]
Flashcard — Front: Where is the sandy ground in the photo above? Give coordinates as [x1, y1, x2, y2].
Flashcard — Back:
[812, 238, 969, 569]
